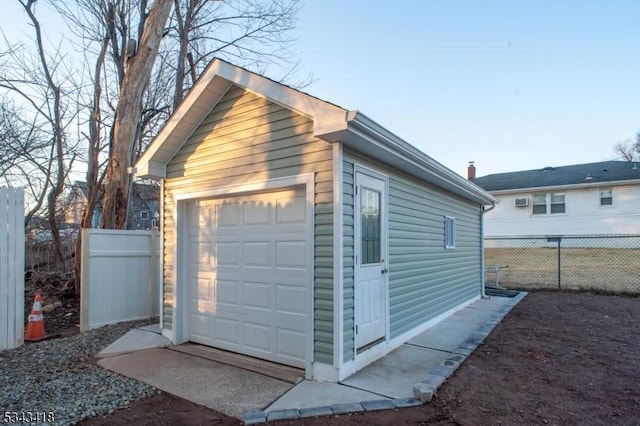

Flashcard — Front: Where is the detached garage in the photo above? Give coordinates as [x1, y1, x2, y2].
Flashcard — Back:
[136, 59, 497, 382]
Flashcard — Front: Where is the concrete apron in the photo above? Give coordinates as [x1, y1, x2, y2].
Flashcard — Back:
[96, 293, 526, 423]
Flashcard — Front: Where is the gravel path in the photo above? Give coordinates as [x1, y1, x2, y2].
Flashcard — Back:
[0, 320, 159, 425]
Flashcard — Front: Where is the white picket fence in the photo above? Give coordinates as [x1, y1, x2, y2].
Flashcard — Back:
[0, 188, 25, 350]
[80, 229, 160, 331]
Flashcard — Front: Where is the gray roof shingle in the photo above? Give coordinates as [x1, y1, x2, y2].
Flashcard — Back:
[472, 161, 640, 191]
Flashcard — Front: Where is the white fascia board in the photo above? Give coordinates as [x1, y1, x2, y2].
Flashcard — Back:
[212, 60, 349, 136]
[136, 64, 229, 178]
[337, 111, 497, 205]
[136, 59, 349, 178]
[489, 179, 640, 195]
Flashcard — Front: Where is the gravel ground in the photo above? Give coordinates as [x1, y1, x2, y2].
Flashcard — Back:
[1, 320, 160, 425]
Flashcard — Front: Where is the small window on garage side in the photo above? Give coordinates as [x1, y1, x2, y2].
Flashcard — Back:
[444, 216, 455, 249]
[140, 210, 149, 220]
[600, 188, 612, 206]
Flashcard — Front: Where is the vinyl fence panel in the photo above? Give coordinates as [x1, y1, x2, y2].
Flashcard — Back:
[80, 229, 159, 331]
[0, 188, 24, 350]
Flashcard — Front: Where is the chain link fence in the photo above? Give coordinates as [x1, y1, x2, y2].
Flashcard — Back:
[484, 235, 640, 294]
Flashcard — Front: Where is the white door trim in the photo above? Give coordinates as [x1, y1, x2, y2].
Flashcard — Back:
[353, 164, 389, 352]
[171, 173, 315, 376]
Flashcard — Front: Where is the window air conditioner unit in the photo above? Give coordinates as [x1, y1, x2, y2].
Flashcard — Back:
[514, 197, 529, 207]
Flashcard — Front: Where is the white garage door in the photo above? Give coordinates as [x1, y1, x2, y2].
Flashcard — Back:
[187, 187, 309, 368]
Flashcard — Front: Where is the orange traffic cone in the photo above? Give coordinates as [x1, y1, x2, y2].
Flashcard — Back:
[25, 293, 46, 341]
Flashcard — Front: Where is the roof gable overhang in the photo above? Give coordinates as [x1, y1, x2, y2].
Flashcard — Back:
[136, 59, 497, 206]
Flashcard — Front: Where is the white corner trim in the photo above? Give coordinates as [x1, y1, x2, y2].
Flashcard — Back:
[161, 328, 175, 344]
[312, 362, 340, 383]
[173, 174, 313, 202]
[159, 179, 165, 329]
[332, 142, 344, 369]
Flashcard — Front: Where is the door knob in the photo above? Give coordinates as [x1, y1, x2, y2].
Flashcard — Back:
[381, 268, 389, 274]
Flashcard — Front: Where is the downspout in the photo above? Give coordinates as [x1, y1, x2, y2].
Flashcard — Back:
[480, 202, 496, 299]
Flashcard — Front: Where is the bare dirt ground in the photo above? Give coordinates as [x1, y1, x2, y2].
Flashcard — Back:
[79, 291, 640, 425]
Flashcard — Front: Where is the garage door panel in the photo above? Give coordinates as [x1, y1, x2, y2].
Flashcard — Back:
[216, 203, 241, 227]
[276, 284, 306, 315]
[243, 282, 271, 310]
[243, 201, 273, 225]
[243, 242, 271, 267]
[216, 242, 241, 266]
[244, 322, 272, 353]
[188, 186, 309, 368]
[277, 196, 306, 224]
[214, 318, 241, 345]
[276, 329, 305, 361]
[276, 241, 307, 269]
[189, 314, 211, 342]
[189, 242, 217, 271]
[216, 279, 240, 307]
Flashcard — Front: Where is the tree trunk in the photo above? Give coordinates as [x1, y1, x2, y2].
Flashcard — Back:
[101, 0, 173, 229]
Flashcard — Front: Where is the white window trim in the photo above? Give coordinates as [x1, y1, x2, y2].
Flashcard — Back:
[532, 192, 566, 216]
[445, 216, 456, 249]
[599, 187, 613, 206]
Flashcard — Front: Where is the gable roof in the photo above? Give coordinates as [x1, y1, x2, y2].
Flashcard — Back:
[473, 161, 640, 192]
[136, 58, 496, 205]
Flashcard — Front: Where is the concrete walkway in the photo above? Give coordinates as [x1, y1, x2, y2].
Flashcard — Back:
[97, 293, 526, 423]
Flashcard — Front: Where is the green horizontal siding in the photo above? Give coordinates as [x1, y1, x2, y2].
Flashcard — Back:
[388, 175, 481, 338]
[342, 158, 355, 361]
[343, 150, 482, 345]
[162, 85, 334, 364]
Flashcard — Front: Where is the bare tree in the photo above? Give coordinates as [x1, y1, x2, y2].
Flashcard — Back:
[613, 132, 640, 162]
[168, 0, 302, 108]
[0, 1, 79, 271]
[47, 0, 302, 231]
[100, 0, 173, 229]
[0, 98, 52, 223]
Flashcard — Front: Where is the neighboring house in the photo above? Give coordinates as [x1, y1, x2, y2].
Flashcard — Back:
[470, 161, 640, 236]
[136, 59, 496, 382]
[64, 181, 160, 230]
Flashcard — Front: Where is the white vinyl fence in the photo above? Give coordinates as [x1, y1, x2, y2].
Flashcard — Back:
[0, 188, 25, 350]
[80, 229, 160, 331]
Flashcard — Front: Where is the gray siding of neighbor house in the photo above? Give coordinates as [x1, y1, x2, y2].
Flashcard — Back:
[162, 86, 334, 364]
[343, 151, 482, 361]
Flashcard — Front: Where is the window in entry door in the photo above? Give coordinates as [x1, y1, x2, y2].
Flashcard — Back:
[360, 187, 381, 264]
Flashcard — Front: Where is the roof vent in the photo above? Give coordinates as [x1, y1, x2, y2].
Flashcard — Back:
[585, 174, 593, 181]
[602, 168, 608, 172]
[542, 166, 553, 172]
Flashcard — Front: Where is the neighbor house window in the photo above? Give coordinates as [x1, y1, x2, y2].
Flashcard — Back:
[550, 193, 565, 213]
[600, 188, 612, 206]
[140, 210, 149, 220]
[533, 192, 565, 215]
[532, 194, 547, 215]
[444, 216, 455, 249]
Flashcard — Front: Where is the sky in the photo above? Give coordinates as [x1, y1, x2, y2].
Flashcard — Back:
[294, 1, 640, 177]
[1, 1, 639, 179]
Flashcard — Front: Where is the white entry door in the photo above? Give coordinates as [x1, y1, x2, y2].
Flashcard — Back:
[354, 171, 387, 348]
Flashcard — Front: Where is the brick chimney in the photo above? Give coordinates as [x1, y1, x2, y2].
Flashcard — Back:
[467, 161, 476, 180]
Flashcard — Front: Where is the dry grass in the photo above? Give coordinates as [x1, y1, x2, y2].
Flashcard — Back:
[485, 247, 640, 293]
